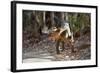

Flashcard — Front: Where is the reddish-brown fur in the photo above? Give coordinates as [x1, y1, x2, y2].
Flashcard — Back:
[48, 28, 71, 43]
[48, 28, 75, 54]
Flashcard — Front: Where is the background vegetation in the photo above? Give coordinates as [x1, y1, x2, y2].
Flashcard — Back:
[23, 10, 91, 38]
[22, 10, 91, 62]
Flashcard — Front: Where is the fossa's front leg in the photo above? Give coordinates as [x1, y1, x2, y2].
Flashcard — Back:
[56, 40, 60, 54]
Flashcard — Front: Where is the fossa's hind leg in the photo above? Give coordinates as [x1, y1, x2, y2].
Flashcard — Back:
[61, 41, 65, 52]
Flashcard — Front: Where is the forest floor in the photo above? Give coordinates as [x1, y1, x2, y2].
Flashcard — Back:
[22, 31, 91, 63]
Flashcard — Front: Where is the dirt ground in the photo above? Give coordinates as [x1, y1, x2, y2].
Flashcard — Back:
[22, 31, 91, 63]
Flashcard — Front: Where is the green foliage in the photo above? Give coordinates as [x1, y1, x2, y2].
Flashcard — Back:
[68, 13, 91, 33]
[23, 10, 32, 30]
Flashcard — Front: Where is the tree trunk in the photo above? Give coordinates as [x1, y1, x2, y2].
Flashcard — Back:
[60, 12, 65, 21]
[64, 12, 68, 22]
[42, 11, 49, 34]
[32, 11, 38, 37]
[43, 11, 45, 26]
[51, 12, 54, 27]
